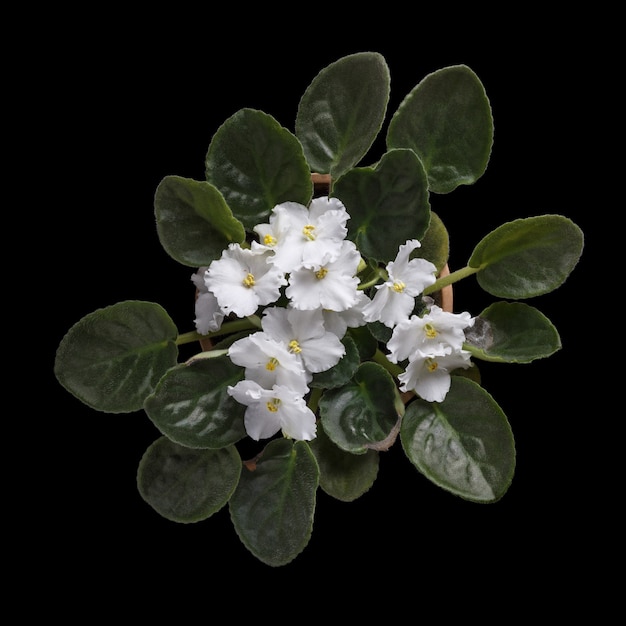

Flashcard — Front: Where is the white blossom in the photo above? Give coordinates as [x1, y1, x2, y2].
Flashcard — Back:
[204, 243, 286, 318]
[227, 380, 317, 441]
[191, 267, 224, 334]
[362, 239, 437, 328]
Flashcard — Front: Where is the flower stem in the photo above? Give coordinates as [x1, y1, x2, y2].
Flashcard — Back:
[308, 387, 323, 415]
[422, 264, 482, 295]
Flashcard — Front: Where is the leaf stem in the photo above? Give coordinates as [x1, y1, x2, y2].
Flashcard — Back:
[423, 264, 482, 295]
[176, 315, 261, 346]
[371, 348, 403, 377]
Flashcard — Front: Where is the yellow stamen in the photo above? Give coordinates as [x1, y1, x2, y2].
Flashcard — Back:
[424, 323, 438, 339]
[266, 357, 279, 371]
[315, 267, 328, 280]
[242, 273, 255, 288]
[263, 234, 277, 246]
[266, 398, 280, 412]
[288, 340, 302, 354]
[302, 224, 316, 240]
[392, 280, 406, 293]
[426, 358, 438, 372]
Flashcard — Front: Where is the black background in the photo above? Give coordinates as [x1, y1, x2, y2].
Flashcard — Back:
[33, 12, 605, 609]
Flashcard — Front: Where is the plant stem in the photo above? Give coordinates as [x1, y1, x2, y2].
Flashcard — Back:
[422, 264, 482, 295]
[175, 315, 261, 346]
[372, 348, 403, 377]
[308, 387, 323, 415]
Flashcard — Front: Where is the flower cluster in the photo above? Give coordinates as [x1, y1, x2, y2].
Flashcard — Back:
[192, 196, 475, 441]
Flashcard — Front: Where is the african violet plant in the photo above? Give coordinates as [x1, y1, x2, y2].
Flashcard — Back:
[54, 52, 584, 566]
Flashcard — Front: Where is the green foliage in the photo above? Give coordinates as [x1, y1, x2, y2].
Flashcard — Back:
[54, 52, 585, 567]
[386, 64, 494, 194]
[137, 436, 242, 523]
[401, 377, 515, 502]
[154, 176, 245, 267]
[54, 300, 178, 413]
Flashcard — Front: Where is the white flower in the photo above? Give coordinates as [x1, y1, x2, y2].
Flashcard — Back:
[204, 243, 286, 318]
[191, 267, 224, 334]
[398, 347, 473, 402]
[286, 240, 361, 311]
[267, 196, 349, 273]
[362, 239, 437, 328]
[322, 290, 371, 338]
[228, 332, 309, 395]
[261, 307, 345, 375]
[387, 305, 475, 363]
[227, 380, 317, 441]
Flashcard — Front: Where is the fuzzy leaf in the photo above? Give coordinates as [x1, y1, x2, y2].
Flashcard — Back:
[205, 108, 312, 229]
[54, 301, 178, 413]
[401, 377, 515, 502]
[296, 51, 390, 179]
[144, 357, 246, 448]
[469, 215, 584, 298]
[137, 436, 241, 523]
[387, 64, 493, 194]
[334, 148, 431, 263]
[466, 301, 562, 363]
[309, 423, 379, 502]
[319, 362, 400, 454]
[154, 175, 245, 267]
[229, 439, 319, 567]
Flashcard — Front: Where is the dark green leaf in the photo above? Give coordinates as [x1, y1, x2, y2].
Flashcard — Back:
[154, 175, 245, 267]
[229, 439, 319, 567]
[413, 210, 450, 273]
[401, 377, 515, 502]
[386, 65, 494, 194]
[469, 215, 585, 298]
[319, 362, 400, 454]
[310, 332, 360, 389]
[309, 423, 379, 502]
[137, 436, 241, 523]
[144, 356, 247, 448]
[296, 51, 390, 179]
[347, 325, 378, 361]
[466, 301, 562, 363]
[54, 301, 178, 413]
[334, 148, 430, 263]
[205, 108, 312, 230]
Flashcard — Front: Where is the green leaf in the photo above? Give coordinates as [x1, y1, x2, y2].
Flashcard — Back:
[54, 301, 178, 413]
[137, 436, 242, 523]
[334, 148, 431, 263]
[347, 325, 378, 361]
[144, 356, 247, 448]
[310, 332, 360, 389]
[309, 423, 379, 502]
[401, 377, 515, 503]
[229, 438, 319, 567]
[413, 210, 450, 273]
[319, 362, 400, 454]
[469, 215, 585, 299]
[205, 108, 312, 230]
[296, 51, 391, 179]
[466, 301, 562, 363]
[386, 64, 494, 194]
[154, 175, 245, 267]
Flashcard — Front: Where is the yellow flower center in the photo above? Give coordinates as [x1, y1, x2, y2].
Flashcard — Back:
[263, 234, 277, 246]
[392, 280, 406, 293]
[426, 358, 439, 372]
[266, 398, 280, 413]
[288, 340, 302, 354]
[266, 357, 279, 371]
[315, 267, 328, 280]
[302, 224, 316, 240]
[242, 273, 255, 288]
[424, 323, 438, 339]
